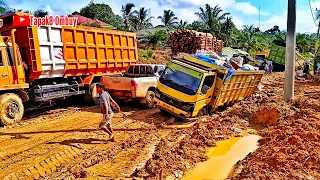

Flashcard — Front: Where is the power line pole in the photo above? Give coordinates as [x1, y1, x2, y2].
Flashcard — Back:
[284, 0, 296, 102]
[315, 8, 320, 75]
[259, 6, 261, 29]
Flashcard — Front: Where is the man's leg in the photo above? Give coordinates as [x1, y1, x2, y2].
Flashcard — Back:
[101, 126, 112, 135]
[107, 113, 115, 141]
[106, 124, 115, 141]
[99, 115, 112, 136]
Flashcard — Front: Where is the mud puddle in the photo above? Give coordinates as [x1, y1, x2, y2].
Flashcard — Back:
[183, 135, 260, 180]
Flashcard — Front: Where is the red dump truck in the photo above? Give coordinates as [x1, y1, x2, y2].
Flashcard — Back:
[0, 12, 138, 125]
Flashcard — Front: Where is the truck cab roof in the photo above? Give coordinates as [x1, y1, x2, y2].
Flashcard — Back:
[126, 64, 166, 77]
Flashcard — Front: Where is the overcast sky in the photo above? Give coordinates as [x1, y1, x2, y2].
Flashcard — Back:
[8, 0, 320, 33]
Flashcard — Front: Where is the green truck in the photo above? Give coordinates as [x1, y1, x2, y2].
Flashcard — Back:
[267, 45, 307, 72]
[268, 45, 286, 65]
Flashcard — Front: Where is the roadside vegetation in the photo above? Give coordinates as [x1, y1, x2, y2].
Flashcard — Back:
[2, 1, 318, 58]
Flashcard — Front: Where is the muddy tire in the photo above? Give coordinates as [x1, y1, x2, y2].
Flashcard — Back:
[84, 83, 100, 105]
[208, 106, 215, 116]
[197, 107, 207, 117]
[145, 90, 156, 108]
[0, 93, 24, 125]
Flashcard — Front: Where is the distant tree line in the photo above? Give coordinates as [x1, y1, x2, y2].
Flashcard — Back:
[1, 0, 318, 56]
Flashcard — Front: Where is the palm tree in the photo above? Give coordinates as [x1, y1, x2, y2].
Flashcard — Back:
[15, 9, 31, 13]
[236, 25, 259, 51]
[177, 20, 188, 30]
[34, 9, 48, 17]
[156, 10, 178, 30]
[121, 3, 135, 31]
[0, 0, 9, 14]
[273, 32, 286, 46]
[132, 7, 153, 31]
[221, 17, 235, 46]
[194, 4, 230, 37]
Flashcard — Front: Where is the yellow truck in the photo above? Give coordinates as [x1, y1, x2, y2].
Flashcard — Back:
[154, 55, 265, 120]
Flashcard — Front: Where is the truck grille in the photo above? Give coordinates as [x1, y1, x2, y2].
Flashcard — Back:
[156, 88, 185, 109]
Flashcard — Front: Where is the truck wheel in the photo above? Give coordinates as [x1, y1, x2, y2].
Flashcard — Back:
[145, 91, 156, 108]
[0, 93, 24, 125]
[84, 83, 100, 105]
[197, 107, 207, 117]
[208, 106, 215, 116]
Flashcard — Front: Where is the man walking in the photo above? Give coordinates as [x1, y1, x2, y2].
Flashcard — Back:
[96, 83, 120, 142]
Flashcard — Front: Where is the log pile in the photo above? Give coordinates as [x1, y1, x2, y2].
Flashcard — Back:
[169, 30, 202, 55]
[169, 30, 224, 55]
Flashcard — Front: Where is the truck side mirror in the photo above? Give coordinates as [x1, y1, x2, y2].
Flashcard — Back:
[201, 85, 209, 94]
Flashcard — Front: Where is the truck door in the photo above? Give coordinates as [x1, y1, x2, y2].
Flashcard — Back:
[0, 48, 10, 85]
[5, 47, 26, 84]
[199, 75, 216, 102]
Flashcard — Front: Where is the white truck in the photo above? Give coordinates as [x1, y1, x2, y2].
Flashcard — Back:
[100, 64, 166, 108]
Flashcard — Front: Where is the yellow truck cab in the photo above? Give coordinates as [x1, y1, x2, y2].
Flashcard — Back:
[255, 51, 269, 60]
[154, 55, 265, 120]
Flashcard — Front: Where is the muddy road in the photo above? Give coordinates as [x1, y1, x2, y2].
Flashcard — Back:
[1, 73, 320, 180]
[0, 101, 190, 179]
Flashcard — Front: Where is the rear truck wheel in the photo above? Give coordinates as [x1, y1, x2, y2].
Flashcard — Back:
[145, 90, 156, 108]
[208, 106, 215, 116]
[0, 93, 24, 125]
[84, 83, 100, 105]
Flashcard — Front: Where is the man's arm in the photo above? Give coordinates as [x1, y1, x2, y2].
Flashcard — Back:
[110, 98, 120, 112]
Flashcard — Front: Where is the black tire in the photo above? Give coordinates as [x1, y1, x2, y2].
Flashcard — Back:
[84, 83, 100, 105]
[145, 90, 156, 108]
[208, 106, 215, 116]
[0, 93, 24, 125]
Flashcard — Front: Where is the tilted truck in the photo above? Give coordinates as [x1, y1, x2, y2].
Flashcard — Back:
[0, 12, 137, 125]
[154, 55, 264, 120]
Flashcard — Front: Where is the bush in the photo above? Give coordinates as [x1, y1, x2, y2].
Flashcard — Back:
[138, 49, 155, 63]
[146, 30, 168, 49]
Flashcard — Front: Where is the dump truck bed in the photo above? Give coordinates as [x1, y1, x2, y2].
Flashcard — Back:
[211, 71, 264, 109]
[0, 13, 138, 82]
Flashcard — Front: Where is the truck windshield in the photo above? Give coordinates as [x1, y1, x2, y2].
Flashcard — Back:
[159, 63, 203, 95]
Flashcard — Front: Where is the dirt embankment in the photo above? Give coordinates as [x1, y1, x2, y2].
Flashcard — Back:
[229, 73, 320, 179]
[132, 73, 320, 179]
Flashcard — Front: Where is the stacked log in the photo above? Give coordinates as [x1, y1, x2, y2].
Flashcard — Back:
[169, 30, 224, 55]
[169, 30, 202, 55]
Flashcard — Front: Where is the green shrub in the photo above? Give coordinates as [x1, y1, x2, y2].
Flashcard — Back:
[138, 49, 155, 63]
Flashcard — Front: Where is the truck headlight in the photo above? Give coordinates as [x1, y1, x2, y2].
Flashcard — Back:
[181, 103, 195, 111]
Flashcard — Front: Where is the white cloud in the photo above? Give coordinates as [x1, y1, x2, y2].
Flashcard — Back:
[234, 2, 269, 16]
[235, 2, 258, 15]
[43, 5, 54, 15]
[7, 0, 319, 35]
[256, 8, 318, 34]
[178, 0, 236, 9]
[232, 16, 244, 29]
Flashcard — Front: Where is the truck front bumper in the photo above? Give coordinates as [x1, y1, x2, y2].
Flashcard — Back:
[155, 98, 198, 121]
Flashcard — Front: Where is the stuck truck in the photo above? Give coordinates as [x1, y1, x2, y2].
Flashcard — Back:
[154, 55, 264, 120]
[0, 12, 138, 125]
